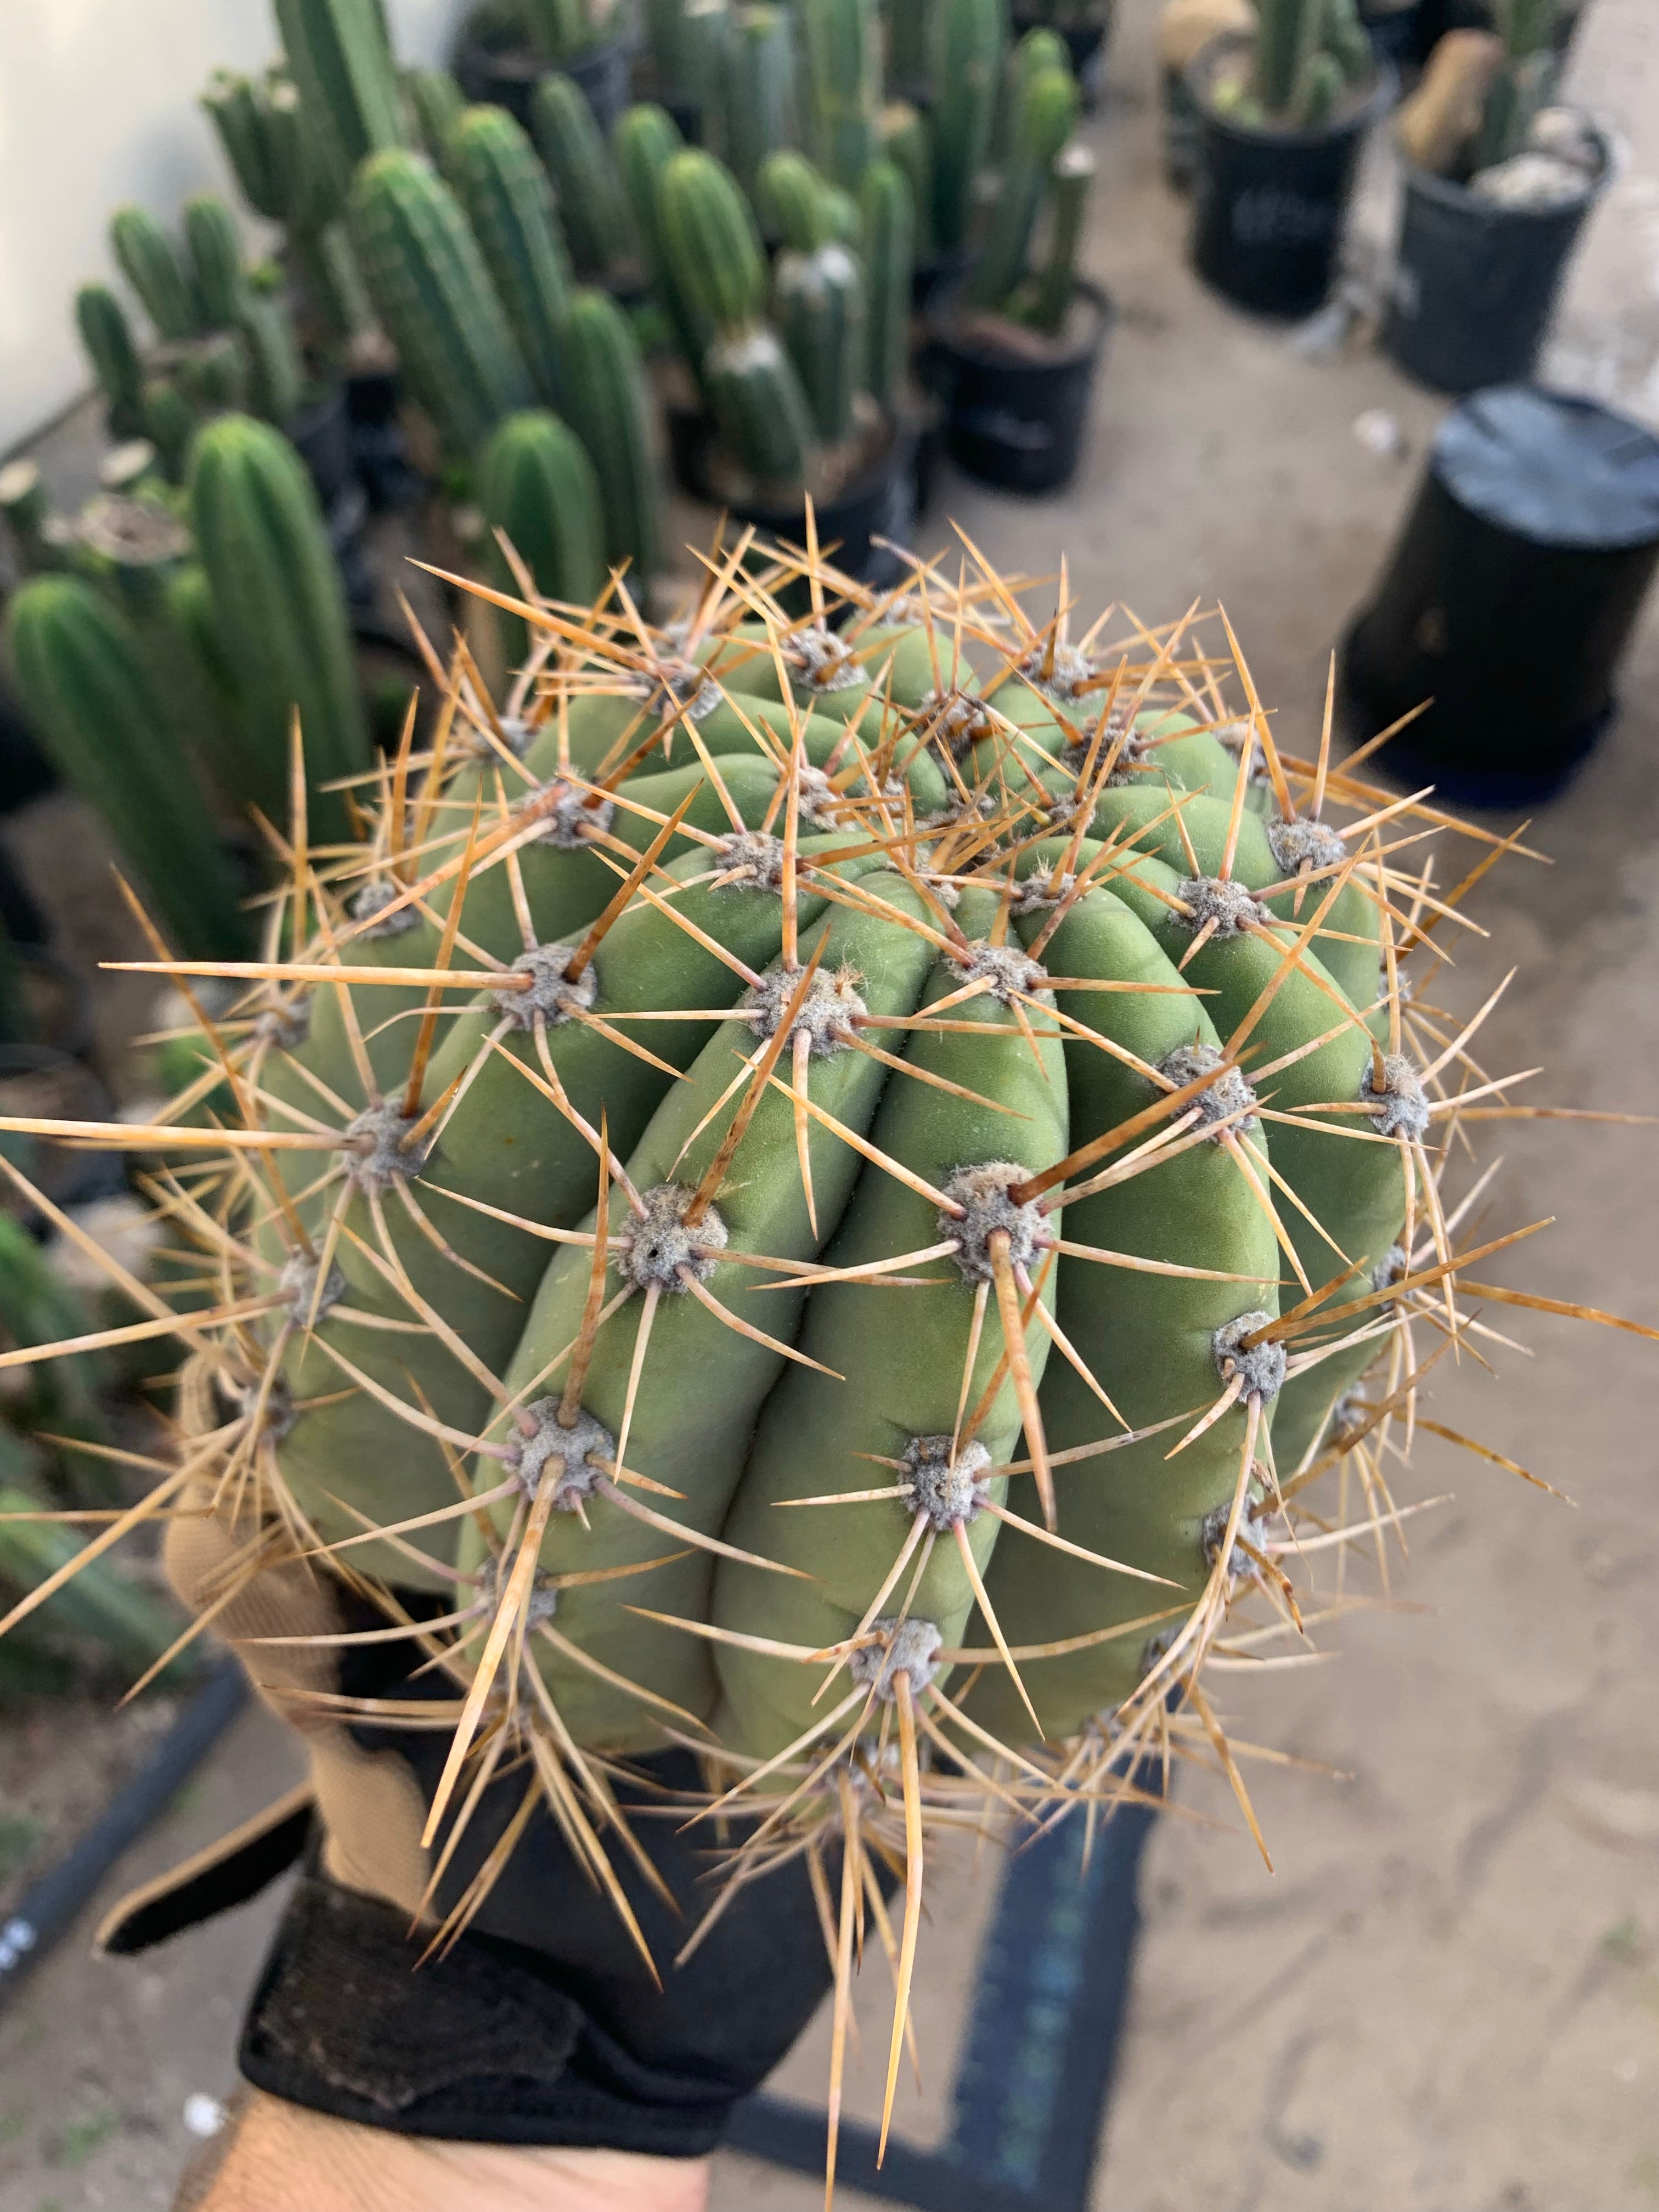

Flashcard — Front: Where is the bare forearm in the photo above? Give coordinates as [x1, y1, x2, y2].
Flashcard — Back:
[179, 2092, 710, 2212]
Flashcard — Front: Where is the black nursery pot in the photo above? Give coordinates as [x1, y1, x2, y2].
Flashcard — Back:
[1359, 1, 1421, 69]
[287, 385, 355, 510]
[1341, 385, 1659, 807]
[453, 10, 633, 133]
[692, 419, 919, 616]
[1383, 148, 1606, 395]
[1188, 41, 1395, 318]
[926, 279, 1111, 495]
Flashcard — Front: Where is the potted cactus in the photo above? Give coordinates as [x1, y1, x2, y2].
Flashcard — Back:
[653, 144, 918, 591]
[453, 0, 634, 137]
[1383, 2, 1606, 391]
[927, 45, 1109, 493]
[1188, 0, 1393, 317]
[1011, 1, 1118, 104]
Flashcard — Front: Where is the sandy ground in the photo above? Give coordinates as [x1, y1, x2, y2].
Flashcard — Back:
[3, 2, 1659, 2208]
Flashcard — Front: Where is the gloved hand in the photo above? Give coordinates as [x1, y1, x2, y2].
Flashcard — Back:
[103, 1363, 857, 2163]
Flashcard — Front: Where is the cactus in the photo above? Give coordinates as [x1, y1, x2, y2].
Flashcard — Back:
[1471, 0, 1564, 168]
[0, 1487, 189, 1682]
[972, 61, 1079, 309]
[448, 104, 575, 411]
[182, 194, 249, 330]
[1241, 0, 1374, 124]
[140, 377, 200, 481]
[168, 330, 252, 415]
[0, 533, 1626, 2212]
[348, 148, 534, 458]
[660, 149, 817, 486]
[728, 7, 799, 196]
[110, 206, 198, 341]
[188, 415, 372, 840]
[775, 242, 867, 447]
[525, 0, 617, 61]
[478, 411, 606, 666]
[759, 150, 840, 251]
[932, 0, 1007, 253]
[802, 0, 883, 191]
[1029, 139, 1094, 333]
[885, 0, 935, 91]
[202, 67, 292, 221]
[240, 295, 307, 427]
[0, 462, 62, 577]
[554, 289, 664, 578]
[614, 103, 709, 377]
[273, 0, 410, 208]
[4, 577, 247, 955]
[404, 65, 466, 159]
[75, 283, 147, 437]
[860, 159, 915, 409]
[531, 73, 637, 281]
[881, 100, 938, 261]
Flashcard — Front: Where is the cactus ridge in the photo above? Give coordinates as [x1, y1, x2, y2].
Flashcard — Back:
[274, 0, 409, 206]
[110, 206, 199, 342]
[76, 284, 147, 432]
[448, 104, 577, 409]
[348, 148, 534, 457]
[531, 73, 637, 280]
[1, 531, 1627, 2202]
[932, 0, 1008, 252]
[478, 410, 606, 664]
[553, 287, 664, 579]
[860, 158, 916, 408]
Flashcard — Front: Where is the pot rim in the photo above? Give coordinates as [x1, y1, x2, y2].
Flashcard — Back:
[924, 275, 1114, 371]
[702, 410, 915, 530]
[454, 15, 634, 82]
[1395, 116, 1612, 221]
[1186, 32, 1395, 150]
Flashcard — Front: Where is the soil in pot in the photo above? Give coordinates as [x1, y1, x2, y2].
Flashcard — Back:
[1384, 127, 1607, 393]
[1342, 386, 1659, 806]
[1188, 36, 1395, 318]
[926, 278, 1111, 496]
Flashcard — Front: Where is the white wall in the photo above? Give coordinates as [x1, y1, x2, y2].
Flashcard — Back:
[0, 0, 469, 452]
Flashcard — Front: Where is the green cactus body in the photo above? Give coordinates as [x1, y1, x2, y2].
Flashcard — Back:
[202, 69, 289, 221]
[526, 0, 610, 61]
[971, 63, 1079, 311]
[933, 0, 1007, 253]
[614, 104, 710, 376]
[759, 150, 838, 252]
[685, 2, 739, 162]
[140, 379, 199, 481]
[803, 0, 883, 192]
[1251, 0, 1320, 115]
[189, 415, 371, 839]
[111, 206, 198, 341]
[882, 100, 938, 261]
[448, 104, 576, 410]
[183, 195, 249, 331]
[75, 284, 146, 435]
[885, 0, 934, 89]
[274, 0, 409, 207]
[170, 330, 253, 415]
[478, 411, 606, 667]
[404, 65, 467, 159]
[774, 242, 867, 447]
[531, 74, 637, 281]
[1029, 139, 1093, 334]
[348, 149, 534, 458]
[859, 159, 915, 409]
[0, 1486, 188, 1681]
[4, 577, 247, 955]
[729, 7, 799, 195]
[238, 295, 306, 427]
[554, 288, 664, 578]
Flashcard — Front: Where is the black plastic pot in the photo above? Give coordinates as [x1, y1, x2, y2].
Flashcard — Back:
[287, 384, 355, 511]
[1383, 148, 1606, 396]
[1341, 386, 1659, 806]
[925, 278, 1111, 495]
[912, 246, 972, 316]
[1188, 41, 1395, 318]
[1360, 1, 1421, 67]
[453, 11, 633, 133]
[691, 420, 918, 614]
[345, 367, 426, 511]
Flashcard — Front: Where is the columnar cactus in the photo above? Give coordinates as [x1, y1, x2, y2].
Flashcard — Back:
[0, 535, 1643, 2208]
[403, 64, 467, 160]
[774, 238, 868, 448]
[447, 104, 576, 410]
[348, 149, 534, 458]
[273, 0, 410, 207]
[75, 284, 146, 437]
[1030, 140, 1095, 333]
[188, 414, 372, 840]
[3, 577, 247, 955]
[110, 207, 198, 341]
[659, 149, 818, 487]
[932, 0, 1008, 253]
[881, 100, 938, 261]
[202, 67, 294, 221]
[526, 0, 618, 61]
[860, 159, 916, 408]
[552, 289, 664, 579]
[1472, 0, 1564, 169]
[531, 73, 637, 282]
[728, 6, 800, 196]
[972, 57, 1080, 310]
[1243, 0, 1373, 125]
[615, 103, 708, 377]
[478, 410, 606, 664]
[182, 194, 248, 330]
[802, 0, 883, 192]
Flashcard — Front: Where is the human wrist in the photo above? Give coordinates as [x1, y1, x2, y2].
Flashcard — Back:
[186, 2091, 710, 2212]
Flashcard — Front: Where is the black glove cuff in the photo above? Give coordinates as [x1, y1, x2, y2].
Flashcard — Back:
[240, 1872, 736, 2157]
